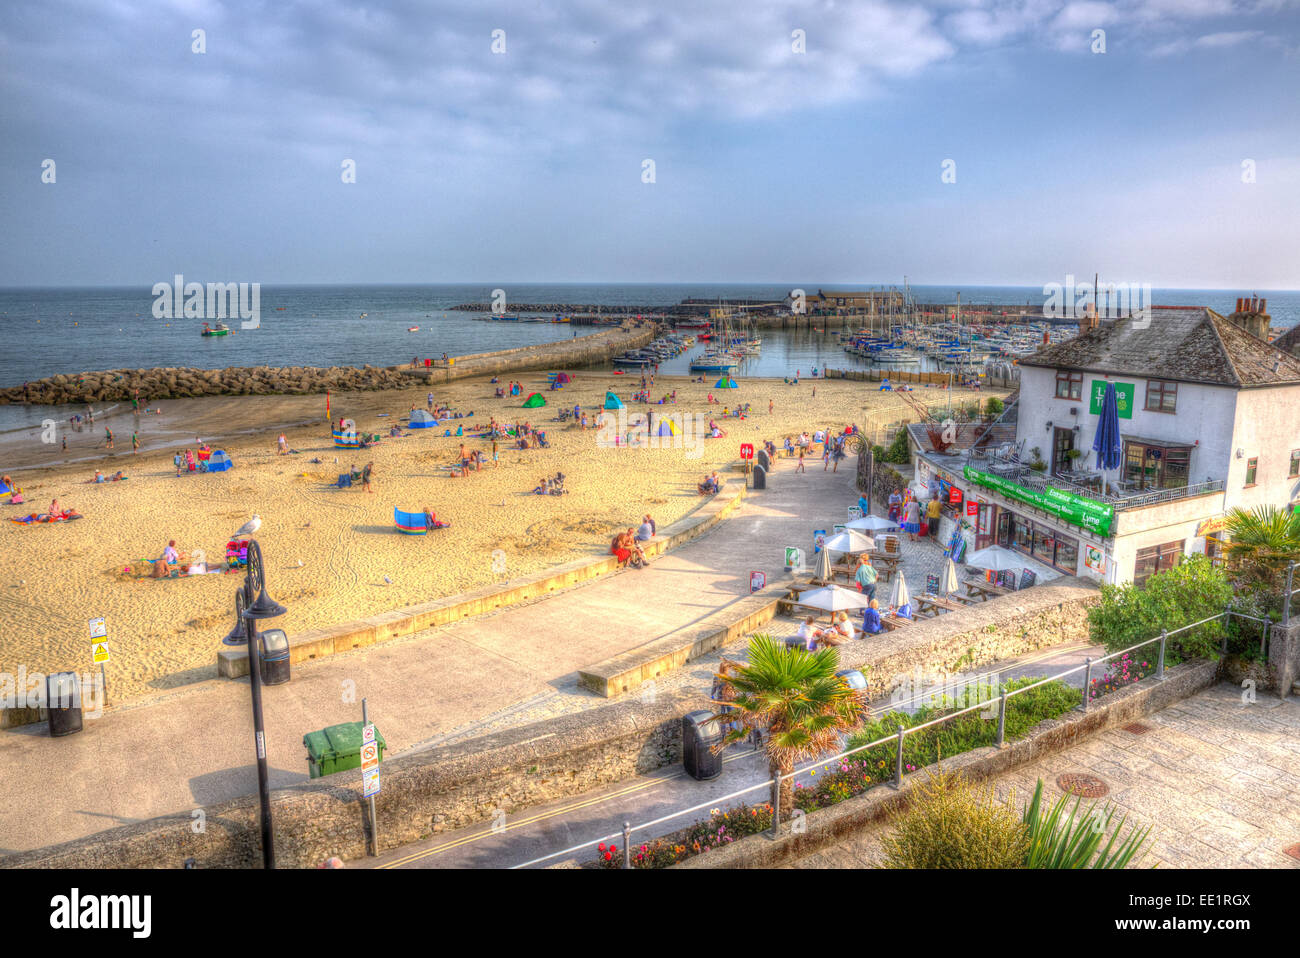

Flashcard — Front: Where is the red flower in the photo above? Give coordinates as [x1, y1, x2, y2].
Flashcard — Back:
[604, 852, 612, 861]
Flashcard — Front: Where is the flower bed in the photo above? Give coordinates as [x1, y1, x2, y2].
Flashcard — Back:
[1087, 652, 1154, 703]
[595, 803, 775, 869]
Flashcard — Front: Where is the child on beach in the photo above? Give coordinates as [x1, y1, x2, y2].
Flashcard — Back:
[796, 451, 805, 473]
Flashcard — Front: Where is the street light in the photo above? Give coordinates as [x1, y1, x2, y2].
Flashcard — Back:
[221, 539, 286, 869]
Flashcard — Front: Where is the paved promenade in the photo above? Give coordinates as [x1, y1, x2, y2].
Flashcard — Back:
[787, 683, 1300, 869]
[0, 454, 862, 854]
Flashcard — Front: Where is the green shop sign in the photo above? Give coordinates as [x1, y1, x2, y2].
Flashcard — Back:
[963, 466, 1114, 537]
[1088, 380, 1134, 419]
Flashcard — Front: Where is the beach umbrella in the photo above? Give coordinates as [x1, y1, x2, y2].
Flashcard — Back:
[796, 584, 874, 613]
[889, 572, 911, 611]
[939, 557, 960, 598]
[965, 545, 1022, 572]
[823, 529, 875, 555]
[846, 514, 898, 533]
[1091, 382, 1123, 472]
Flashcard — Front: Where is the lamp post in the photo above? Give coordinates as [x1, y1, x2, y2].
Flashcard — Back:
[222, 539, 287, 869]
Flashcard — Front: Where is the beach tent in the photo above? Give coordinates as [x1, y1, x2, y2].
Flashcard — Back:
[603, 391, 624, 410]
[0, 476, 14, 499]
[714, 377, 738, 389]
[408, 409, 437, 429]
[207, 450, 234, 472]
[522, 393, 546, 408]
[554, 372, 572, 384]
[394, 508, 428, 536]
[655, 419, 680, 437]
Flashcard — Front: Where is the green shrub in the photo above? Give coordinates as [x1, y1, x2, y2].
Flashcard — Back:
[882, 427, 911, 464]
[881, 768, 1029, 868]
[1022, 779, 1151, 868]
[1087, 554, 1230, 664]
[985, 396, 1004, 418]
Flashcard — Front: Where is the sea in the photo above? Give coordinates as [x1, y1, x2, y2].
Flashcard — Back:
[1, 283, 1296, 435]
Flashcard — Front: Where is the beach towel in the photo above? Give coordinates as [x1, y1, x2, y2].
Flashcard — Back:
[10, 511, 82, 525]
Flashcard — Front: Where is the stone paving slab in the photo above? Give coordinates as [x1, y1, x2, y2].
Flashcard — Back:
[786, 683, 1300, 870]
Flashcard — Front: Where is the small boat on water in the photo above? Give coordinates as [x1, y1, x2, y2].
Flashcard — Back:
[690, 353, 737, 373]
[408, 326, 420, 332]
[201, 322, 230, 337]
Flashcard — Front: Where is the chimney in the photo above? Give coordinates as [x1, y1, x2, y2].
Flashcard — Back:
[1077, 301, 1100, 335]
[1228, 293, 1271, 341]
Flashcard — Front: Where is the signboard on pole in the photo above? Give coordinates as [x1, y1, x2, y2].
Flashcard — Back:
[847, 505, 864, 522]
[363, 767, 381, 798]
[88, 617, 107, 640]
[360, 741, 380, 770]
[739, 443, 754, 460]
[92, 642, 110, 664]
[362, 723, 376, 746]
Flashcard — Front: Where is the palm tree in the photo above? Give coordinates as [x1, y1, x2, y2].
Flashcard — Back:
[710, 634, 865, 821]
[1224, 505, 1300, 590]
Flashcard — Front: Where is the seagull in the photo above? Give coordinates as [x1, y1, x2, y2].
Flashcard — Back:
[297, 559, 304, 567]
[232, 515, 262, 539]
[383, 575, 392, 585]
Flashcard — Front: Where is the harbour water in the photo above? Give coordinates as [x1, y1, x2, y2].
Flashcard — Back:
[2, 283, 1296, 433]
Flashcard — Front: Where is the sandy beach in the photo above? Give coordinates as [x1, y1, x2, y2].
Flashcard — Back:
[0, 371, 1000, 701]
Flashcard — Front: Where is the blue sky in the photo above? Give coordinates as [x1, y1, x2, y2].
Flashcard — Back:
[2, 0, 1298, 288]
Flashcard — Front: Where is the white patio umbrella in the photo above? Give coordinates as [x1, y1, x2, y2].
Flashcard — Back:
[889, 572, 911, 611]
[823, 529, 875, 555]
[939, 556, 960, 598]
[811, 545, 834, 584]
[965, 545, 1023, 573]
[797, 584, 874, 613]
[846, 514, 898, 533]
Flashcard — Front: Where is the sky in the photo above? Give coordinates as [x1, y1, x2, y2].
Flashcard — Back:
[2, 0, 1299, 288]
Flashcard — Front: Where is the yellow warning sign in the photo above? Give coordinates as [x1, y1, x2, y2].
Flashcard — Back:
[92, 642, 110, 664]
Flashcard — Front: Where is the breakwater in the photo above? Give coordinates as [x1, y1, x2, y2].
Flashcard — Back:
[405, 320, 657, 384]
[0, 322, 657, 405]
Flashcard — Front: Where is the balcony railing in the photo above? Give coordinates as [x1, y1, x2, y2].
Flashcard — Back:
[965, 449, 1225, 512]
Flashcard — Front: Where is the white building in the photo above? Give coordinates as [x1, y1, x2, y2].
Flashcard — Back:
[906, 304, 1300, 587]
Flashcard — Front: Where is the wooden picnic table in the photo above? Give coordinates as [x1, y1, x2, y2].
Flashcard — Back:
[963, 578, 1012, 600]
[914, 594, 968, 617]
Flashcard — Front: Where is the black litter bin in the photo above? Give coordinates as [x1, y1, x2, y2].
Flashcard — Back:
[752, 463, 766, 490]
[47, 671, 83, 737]
[837, 669, 867, 691]
[259, 629, 291, 686]
[757, 449, 770, 472]
[682, 710, 723, 781]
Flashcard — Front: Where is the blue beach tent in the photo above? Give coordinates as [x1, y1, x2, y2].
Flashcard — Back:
[604, 391, 624, 410]
[207, 450, 234, 472]
[408, 409, 437, 429]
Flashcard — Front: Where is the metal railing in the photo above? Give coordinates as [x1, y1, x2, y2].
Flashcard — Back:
[511, 612, 1234, 870]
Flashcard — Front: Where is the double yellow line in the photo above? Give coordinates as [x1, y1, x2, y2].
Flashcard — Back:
[379, 641, 1092, 868]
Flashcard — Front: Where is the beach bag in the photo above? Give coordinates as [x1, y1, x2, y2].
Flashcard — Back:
[919, 521, 929, 537]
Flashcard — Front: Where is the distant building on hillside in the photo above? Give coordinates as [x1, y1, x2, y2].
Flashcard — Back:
[902, 301, 1300, 587]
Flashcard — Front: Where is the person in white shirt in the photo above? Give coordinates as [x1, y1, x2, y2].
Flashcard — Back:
[796, 616, 822, 651]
